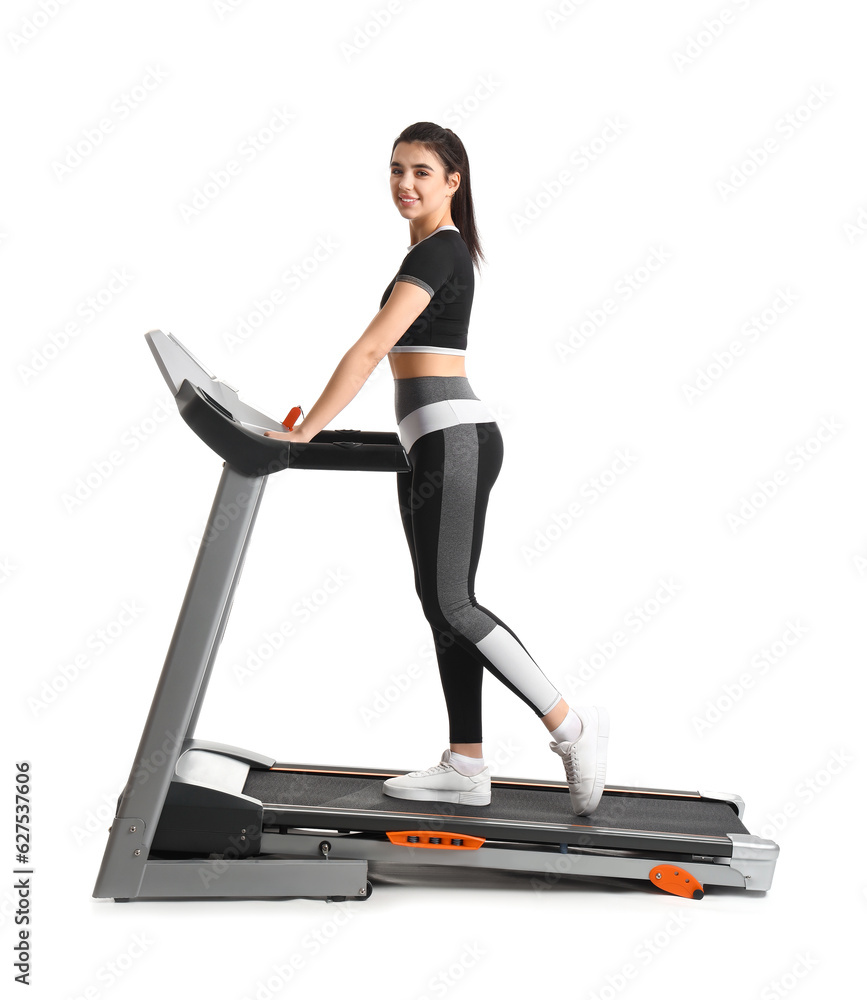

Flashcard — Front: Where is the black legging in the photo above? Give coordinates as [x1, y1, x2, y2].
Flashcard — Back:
[395, 376, 561, 744]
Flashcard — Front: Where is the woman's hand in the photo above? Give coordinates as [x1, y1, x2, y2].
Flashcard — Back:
[263, 426, 310, 444]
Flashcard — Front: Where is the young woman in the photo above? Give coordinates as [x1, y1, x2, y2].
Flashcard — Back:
[265, 122, 609, 815]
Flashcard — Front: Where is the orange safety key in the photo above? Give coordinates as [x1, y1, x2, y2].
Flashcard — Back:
[282, 406, 302, 430]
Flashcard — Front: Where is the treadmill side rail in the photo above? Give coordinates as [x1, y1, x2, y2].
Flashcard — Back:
[257, 830, 761, 896]
[698, 790, 745, 819]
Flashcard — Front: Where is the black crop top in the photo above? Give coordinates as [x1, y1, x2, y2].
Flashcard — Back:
[379, 225, 474, 356]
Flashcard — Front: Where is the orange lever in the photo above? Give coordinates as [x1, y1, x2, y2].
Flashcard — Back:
[649, 864, 704, 899]
[282, 406, 302, 430]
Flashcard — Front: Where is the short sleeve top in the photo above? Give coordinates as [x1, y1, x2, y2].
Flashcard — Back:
[379, 225, 474, 356]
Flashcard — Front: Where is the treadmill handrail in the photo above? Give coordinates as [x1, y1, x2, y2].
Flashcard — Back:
[176, 379, 410, 476]
[146, 330, 410, 476]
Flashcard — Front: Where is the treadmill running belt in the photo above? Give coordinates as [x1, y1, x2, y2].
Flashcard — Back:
[243, 770, 748, 839]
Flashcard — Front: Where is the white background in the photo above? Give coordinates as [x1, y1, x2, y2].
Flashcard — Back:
[3, 0, 865, 997]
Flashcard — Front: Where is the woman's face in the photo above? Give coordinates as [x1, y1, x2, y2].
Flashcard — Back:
[390, 141, 458, 224]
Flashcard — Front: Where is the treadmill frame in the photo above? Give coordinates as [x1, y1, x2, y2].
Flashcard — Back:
[92, 331, 779, 903]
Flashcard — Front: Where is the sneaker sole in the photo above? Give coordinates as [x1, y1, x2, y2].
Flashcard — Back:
[382, 784, 491, 806]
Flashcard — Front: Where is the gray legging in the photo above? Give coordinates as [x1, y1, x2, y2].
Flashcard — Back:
[394, 375, 561, 744]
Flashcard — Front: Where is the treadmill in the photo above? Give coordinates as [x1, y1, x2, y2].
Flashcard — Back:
[92, 330, 779, 903]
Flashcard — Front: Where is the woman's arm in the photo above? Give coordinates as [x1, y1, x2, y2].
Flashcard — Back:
[265, 280, 432, 443]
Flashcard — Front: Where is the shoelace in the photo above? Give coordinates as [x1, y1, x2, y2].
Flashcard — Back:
[561, 748, 581, 785]
[409, 761, 454, 777]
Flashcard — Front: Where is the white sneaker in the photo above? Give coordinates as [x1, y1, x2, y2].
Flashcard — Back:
[382, 750, 492, 805]
[549, 706, 609, 815]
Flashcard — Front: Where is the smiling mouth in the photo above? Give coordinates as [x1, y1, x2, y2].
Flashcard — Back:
[399, 196, 418, 205]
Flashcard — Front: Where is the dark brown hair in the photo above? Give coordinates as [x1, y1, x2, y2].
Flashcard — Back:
[390, 122, 486, 272]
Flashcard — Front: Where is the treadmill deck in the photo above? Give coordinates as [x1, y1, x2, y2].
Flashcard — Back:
[244, 765, 748, 857]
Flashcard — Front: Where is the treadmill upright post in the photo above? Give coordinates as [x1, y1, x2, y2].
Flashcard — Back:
[93, 465, 267, 900]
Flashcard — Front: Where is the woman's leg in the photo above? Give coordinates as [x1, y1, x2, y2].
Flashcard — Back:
[397, 418, 565, 749]
[396, 444, 485, 749]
